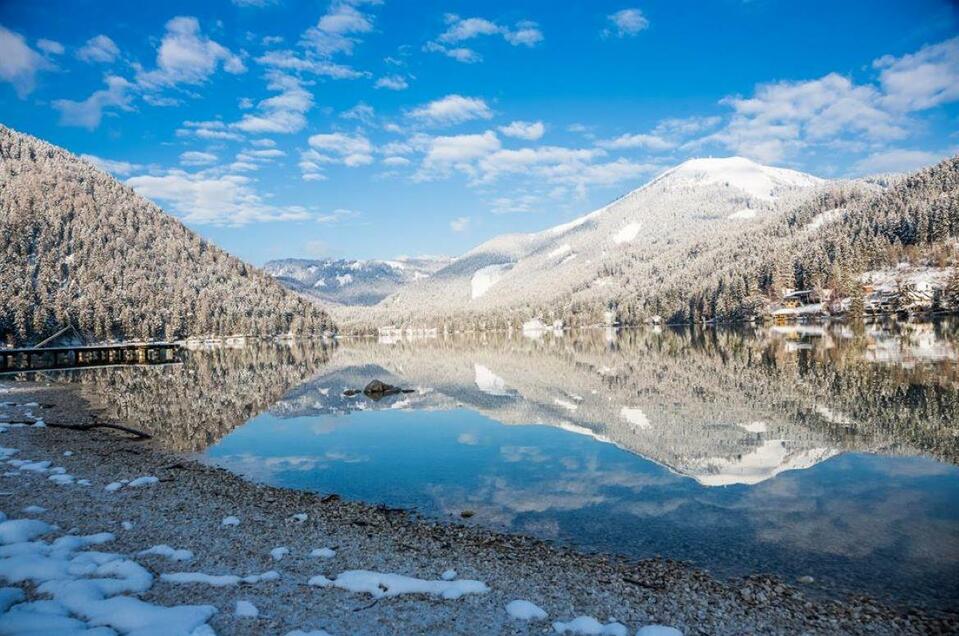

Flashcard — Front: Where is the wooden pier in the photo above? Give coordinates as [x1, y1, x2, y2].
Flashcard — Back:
[0, 343, 180, 374]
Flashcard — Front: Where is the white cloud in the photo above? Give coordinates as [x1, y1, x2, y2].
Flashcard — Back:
[177, 120, 244, 141]
[597, 132, 673, 151]
[653, 115, 722, 138]
[543, 158, 660, 196]
[52, 75, 134, 129]
[80, 154, 143, 176]
[256, 50, 367, 79]
[308, 131, 374, 167]
[450, 216, 471, 232]
[382, 156, 410, 166]
[341, 102, 375, 123]
[0, 25, 52, 97]
[127, 170, 310, 225]
[375, 74, 408, 90]
[232, 73, 313, 134]
[438, 16, 500, 43]
[251, 138, 276, 147]
[180, 151, 218, 166]
[302, 0, 377, 57]
[422, 41, 481, 64]
[504, 21, 544, 47]
[232, 0, 278, 6]
[875, 37, 959, 112]
[477, 146, 603, 182]
[491, 194, 541, 214]
[851, 149, 945, 175]
[316, 208, 361, 224]
[409, 94, 492, 125]
[604, 9, 649, 38]
[498, 120, 545, 140]
[700, 38, 959, 164]
[708, 73, 904, 162]
[77, 35, 119, 63]
[237, 148, 286, 161]
[36, 39, 64, 55]
[426, 14, 543, 61]
[135, 16, 245, 89]
[421, 131, 502, 175]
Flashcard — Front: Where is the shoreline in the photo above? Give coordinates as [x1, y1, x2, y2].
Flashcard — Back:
[1, 381, 956, 635]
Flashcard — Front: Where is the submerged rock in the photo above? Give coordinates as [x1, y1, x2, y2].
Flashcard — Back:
[363, 380, 401, 397]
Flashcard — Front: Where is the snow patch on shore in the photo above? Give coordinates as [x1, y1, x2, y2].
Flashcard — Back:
[309, 569, 489, 599]
[0, 515, 215, 634]
[139, 545, 194, 562]
[507, 599, 548, 620]
[553, 616, 628, 635]
[161, 570, 280, 587]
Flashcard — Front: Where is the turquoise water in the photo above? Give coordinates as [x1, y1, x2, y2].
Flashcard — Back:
[207, 404, 959, 610]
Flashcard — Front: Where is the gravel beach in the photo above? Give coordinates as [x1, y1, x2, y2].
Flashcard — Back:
[0, 381, 955, 635]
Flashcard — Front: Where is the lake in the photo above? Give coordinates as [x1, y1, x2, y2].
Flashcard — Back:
[51, 321, 959, 610]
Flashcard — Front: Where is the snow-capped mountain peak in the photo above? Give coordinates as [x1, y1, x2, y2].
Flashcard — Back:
[645, 156, 824, 200]
[323, 156, 829, 322]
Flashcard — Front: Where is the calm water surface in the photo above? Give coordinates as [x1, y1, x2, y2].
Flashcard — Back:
[54, 322, 959, 610]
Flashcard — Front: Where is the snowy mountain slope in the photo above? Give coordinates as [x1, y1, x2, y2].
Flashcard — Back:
[367, 157, 827, 324]
[264, 256, 451, 306]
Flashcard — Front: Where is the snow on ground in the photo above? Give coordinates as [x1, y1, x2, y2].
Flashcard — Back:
[554, 399, 579, 412]
[235, 600, 259, 618]
[805, 207, 844, 232]
[506, 599, 547, 620]
[727, 208, 757, 220]
[522, 319, 548, 338]
[308, 570, 489, 600]
[271, 547, 290, 561]
[474, 364, 511, 396]
[636, 626, 683, 636]
[620, 407, 651, 431]
[221, 516, 240, 527]
[612, 223, 641, 245]
[738, 421, 768, 434]
[553, 615, 628, 635]
[650, 156, 823, 201]
[441, 569, 457, 581]
[127, 475, 159, 487]
[548, 243, 572, 259]
[310, 547, 336, 559]
[139, 544, 194, 562]
[161, 570, 280, 586]
[0, 511, 216, 634]
[22, 505, 46, 514]
[471, 263, 512, 299]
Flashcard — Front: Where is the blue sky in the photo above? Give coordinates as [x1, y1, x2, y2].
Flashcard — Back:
[1, 0, 957, 264]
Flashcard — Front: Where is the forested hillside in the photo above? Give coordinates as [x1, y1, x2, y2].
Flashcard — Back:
[339, 157, 830, 331]
[616, 155, 959, 324]
[0, 125, 335, 345]
[339, 156, 958, 332]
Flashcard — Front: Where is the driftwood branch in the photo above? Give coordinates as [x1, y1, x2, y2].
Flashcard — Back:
[45, 421, 152, 439]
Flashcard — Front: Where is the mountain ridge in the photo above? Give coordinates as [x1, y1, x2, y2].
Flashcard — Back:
[0, 124, 335, 345]
[334, 156, 833, 328]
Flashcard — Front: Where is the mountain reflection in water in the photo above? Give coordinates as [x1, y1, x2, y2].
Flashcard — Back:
[53, 320, 959, 609]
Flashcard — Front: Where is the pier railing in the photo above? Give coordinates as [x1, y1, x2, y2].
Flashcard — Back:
[0, 343, 180, 374]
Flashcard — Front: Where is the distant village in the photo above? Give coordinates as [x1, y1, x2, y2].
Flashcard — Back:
[769, 264, 957, 323]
